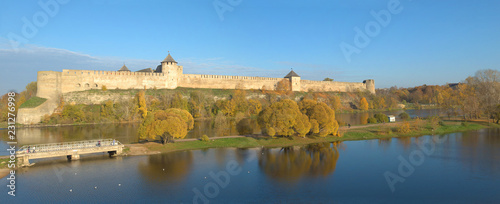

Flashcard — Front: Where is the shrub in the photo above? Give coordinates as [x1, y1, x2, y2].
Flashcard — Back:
[397, 122, 411, 134]
[367, 117, 378, 124]
[399, 112, 410, 120]
[429, 115, 441, 130]
[201, 135, 210, 142]
[102, 85, 108, 91]
[374, 113, 388, 123]
[461, 122, 468, 127]
[438, 120, 445, 126]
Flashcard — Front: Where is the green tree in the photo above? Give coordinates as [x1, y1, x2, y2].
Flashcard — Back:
[399, 112, 410, 120]
[100, 100, 116, 120]
[62, 104, 85, 123]
[374, 113, 388, 123]
[367, 117, 377, 124]
[323, 78, 334, 81]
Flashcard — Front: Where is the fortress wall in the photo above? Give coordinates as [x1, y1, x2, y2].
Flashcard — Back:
[300, 80, 367, 92]
[60, 69, 169, 93]
[37, 71, 62, 99]
[179, 74, 283, 90]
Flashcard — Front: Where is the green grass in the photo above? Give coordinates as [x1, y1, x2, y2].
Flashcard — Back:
[19, 97, 47, 108]
[141, 121, 497, 154]
[0, 158, 11, 169]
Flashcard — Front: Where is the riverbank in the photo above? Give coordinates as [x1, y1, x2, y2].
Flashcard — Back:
[124, 120, 499, 156]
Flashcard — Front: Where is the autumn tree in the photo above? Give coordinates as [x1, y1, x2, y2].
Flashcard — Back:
[138, 108, 194, 144]
[258, 99, 311, 137]
[299, 99, 339, 137]
[470, 69, 500, 122]
[188, 91, 207, 118]
[329, 95, 342, 111]
[359, 97, 369, 110]
[276, 79, 292, 95]
[100, 100, 116, 120]
[457, 82, 480, 120]
[493, 105, 500, 124]
[25, 81, 37, 99]
[232, 89, 249, 114]
[248, 99, 262, 115]
[170, 92, 188, 110]
[62, 104, 85, 123]
[135, 91, 147, 119]
[215, 99, 236, 117]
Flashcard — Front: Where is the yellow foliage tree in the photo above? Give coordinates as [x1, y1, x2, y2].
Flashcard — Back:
[299, 100, 339, 137]
[138, 108, 194, 143]
[360, 97, 369, 110]
[248, 99, 262, 115]
[258, 99, 311, 137]
[135, 91, 147, 119]
[329, 95, 342, 111]
[397, 122, 411, 134]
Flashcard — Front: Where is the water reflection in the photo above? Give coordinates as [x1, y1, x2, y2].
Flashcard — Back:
[138, 151, 193, 182]
[259, 142, 341, 182]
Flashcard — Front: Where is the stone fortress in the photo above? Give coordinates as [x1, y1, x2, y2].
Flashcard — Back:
[18, 53, 375, 124]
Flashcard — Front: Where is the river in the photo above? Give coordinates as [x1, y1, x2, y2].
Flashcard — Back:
[1, 128, 499, 203]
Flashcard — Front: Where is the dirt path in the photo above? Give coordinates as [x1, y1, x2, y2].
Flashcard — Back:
[339, 122, 402, 130]
[175, 135, 247, 142]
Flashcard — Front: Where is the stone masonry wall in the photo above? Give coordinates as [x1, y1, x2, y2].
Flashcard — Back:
[179, 74, 283, 90]
[60, 69, 169, 94]
[300, 80, 368, 92]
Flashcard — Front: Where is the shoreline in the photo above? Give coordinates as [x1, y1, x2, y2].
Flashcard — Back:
[1, 120, 497, 171]
[123, 120, 499, 156]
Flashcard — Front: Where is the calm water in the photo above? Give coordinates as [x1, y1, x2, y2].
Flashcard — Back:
[335, 108, 444, 126]
[1, 128, 499, 203]
[0, 109, 443, 151]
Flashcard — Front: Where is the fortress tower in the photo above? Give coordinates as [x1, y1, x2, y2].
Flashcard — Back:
[363, 79, 375, 94]
[161, 52, 183, 89]
[284, 69, 301, 92]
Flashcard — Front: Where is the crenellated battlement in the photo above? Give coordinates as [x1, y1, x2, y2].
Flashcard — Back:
[36, 53, 376, 101]
[183, 74, 282, 81]
[62, 69, 165, 77]
[25, 52, 376, 125]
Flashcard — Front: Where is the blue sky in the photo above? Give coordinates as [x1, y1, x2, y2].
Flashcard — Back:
[1, 0, 499, 94]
